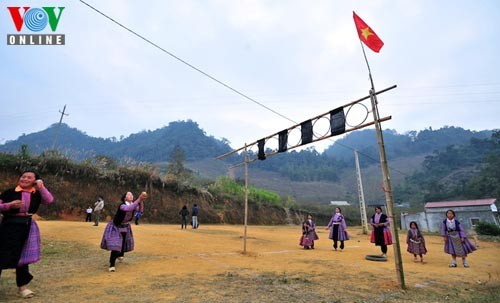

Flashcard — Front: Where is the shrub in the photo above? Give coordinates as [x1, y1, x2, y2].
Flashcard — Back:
[475, 221, 500, 236]
[208, 176, 284, 207]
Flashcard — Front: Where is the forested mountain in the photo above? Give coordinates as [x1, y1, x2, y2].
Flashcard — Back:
[247, 127, 491, 184]
[323, 127, 492, 166]
[251, 148, 348, 182]
[108, 120, 232, 162]
[1, 122, 490, 167]
[0, 124, 115, 159]
[0, 121, 496, 206]
[0, 120, 232, 162]
[394, 131, 500, 205]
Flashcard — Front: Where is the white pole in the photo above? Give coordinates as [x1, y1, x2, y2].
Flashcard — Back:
[354, 150, 369, 234]
[243, 144, 249, 254]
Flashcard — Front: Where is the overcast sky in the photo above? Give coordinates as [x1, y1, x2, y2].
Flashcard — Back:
[1, 0, 499, 152]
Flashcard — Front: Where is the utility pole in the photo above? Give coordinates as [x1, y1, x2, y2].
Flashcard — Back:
[243, 144, 249, 254]
[216, 86, 396, 255]
[354, 150, 369, 234]
[51, 104, 69, 150]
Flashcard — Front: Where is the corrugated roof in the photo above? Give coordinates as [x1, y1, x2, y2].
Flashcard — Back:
[424, 198, 497, 208]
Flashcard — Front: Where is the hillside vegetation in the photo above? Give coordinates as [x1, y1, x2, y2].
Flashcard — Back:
[394, 130, 500, 207]
[0, 121, 496, 209]
[0, 150, 323, 224]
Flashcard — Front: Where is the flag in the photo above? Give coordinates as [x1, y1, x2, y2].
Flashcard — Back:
[353, 11, 384, 53]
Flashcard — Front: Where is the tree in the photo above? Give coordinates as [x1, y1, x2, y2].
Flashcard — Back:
[84, 154, 118, 172]
[465, 130, 500, 198]
[165, 145, 195, 186]
[167, 145, 186, 177]
[395, 129, 500, 205]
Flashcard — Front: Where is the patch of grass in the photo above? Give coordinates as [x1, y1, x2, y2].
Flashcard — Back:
[212, 204, 226, 210]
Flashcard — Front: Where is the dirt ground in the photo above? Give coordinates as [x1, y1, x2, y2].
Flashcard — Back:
[0, 221, 499, 302]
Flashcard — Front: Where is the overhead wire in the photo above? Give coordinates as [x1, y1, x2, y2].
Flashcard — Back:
[79, 0, 295, 126]
[0, 6, 495, 166]
[78, 1, 496, 178]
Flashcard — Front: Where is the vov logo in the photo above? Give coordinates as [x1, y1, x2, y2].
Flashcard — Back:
[6, 6, 66, 45]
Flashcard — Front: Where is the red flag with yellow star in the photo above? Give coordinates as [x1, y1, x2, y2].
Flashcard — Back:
[353, 11, 384, 53]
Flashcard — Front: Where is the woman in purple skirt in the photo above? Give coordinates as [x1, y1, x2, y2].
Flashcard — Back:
[369, 206, 392, 257]
[101, 191, 146, 272]
[326, 207, 349, 251]
[406, 221, 427, 263]
[0, 171, 54, 298]
[441, 209, 476, 267]
[299, 214, 319, 249]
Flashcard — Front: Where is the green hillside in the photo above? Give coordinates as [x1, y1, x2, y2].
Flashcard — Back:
[0, 121, 496, 208]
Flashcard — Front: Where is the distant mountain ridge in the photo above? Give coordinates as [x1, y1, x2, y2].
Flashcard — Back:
[323, 127, 492, 165]
[0, 121, 492, 178]
[0, 121, 493, 204]
[0, 120, 232, 162]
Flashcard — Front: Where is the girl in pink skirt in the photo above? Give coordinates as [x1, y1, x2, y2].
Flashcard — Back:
[406, 221, 427, 263]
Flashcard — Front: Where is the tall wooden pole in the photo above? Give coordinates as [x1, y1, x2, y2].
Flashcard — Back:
[357, 33, 406, 288]
[243, 144, 249, 254]
[369, 89, 406, 289]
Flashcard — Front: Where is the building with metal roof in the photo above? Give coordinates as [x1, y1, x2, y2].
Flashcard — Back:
[401, 198, 498, 232]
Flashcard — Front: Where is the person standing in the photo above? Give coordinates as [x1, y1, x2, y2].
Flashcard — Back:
[406, 221, 427, 263]
[191, 204, 199, 229]
[100, 191, 146, 272]
[85, 206, 93, 222]
[299, 214, 319, 249]
[369, 206, 393, 257]
[326, 207, 349, 251]
[0, 171, 54, 299]
[93, 196, 104, 226]
[134, 210, 142, 225]
[179, 205, 189, 229]
[441, 209, 476, 267]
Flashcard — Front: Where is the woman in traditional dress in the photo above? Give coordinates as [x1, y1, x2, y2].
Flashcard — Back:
[326, 207, 349, 251]
[369, 206, 392, 257]
[406, 221, 427, 263]
[0, 171, 54, 298]
[101, 191, 146, 272]
[299, 214, 319, 249]
[441, 209, 476, 267]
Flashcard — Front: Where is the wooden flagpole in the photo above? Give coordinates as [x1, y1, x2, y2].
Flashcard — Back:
[358, 39, 406, 289]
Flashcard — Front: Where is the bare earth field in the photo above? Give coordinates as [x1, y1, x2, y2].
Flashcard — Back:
[1, 221, 499, 303]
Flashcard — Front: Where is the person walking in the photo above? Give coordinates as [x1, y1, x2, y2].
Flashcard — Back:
[85, 206, 93, 222]
[179, 205, 189, 229]
[93, 196, 104, 226]
[326, 207, 349, 251]
[442, 209, 476, 267]
[369, 206, 393, 257]
[406, 221, 427, 263]
[299, 214, 319, 249]
[0, 170, 54, 298]
[134, 210, 142, 225]
[100, 191, 146, 272]
[191, 204, 199, 229]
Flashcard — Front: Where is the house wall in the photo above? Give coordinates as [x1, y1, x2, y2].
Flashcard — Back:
[401, 206, 498, 232]
[400, 212, 428, 232]
[425, 206, 498, 232]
